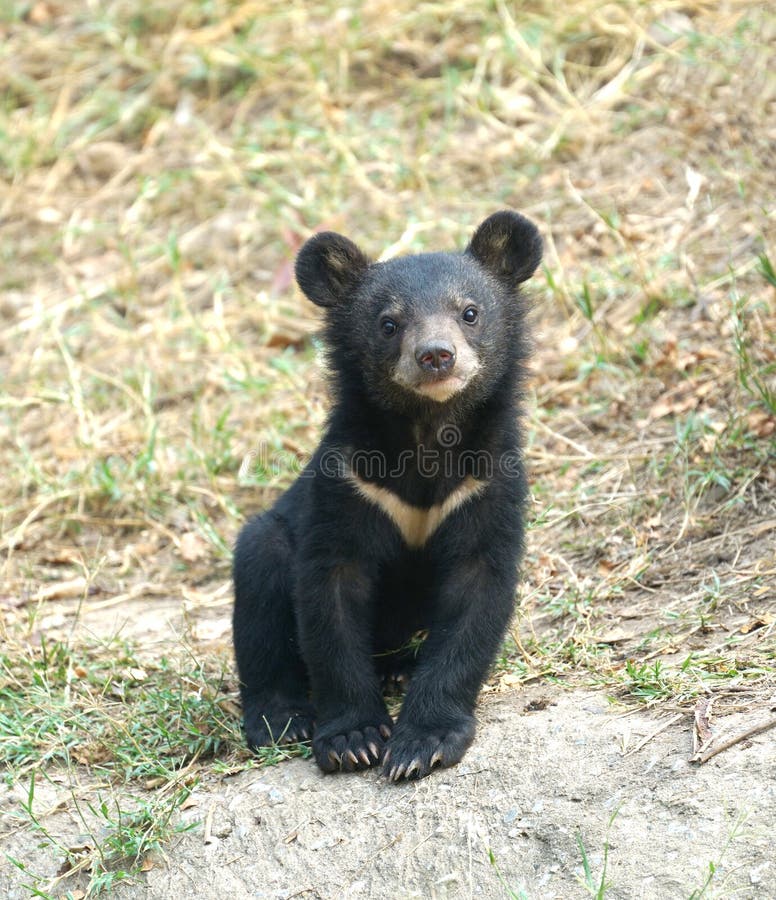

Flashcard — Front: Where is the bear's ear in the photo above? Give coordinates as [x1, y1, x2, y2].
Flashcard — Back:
[295, 232, 371, 308]
[466, 211, 543, 286]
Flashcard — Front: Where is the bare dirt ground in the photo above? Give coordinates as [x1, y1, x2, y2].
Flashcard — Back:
[3, 687, 776, 899]
[1, 1, 775, 898]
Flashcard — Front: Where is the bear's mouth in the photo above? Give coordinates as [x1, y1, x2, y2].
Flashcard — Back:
[413, 373, 468, 402]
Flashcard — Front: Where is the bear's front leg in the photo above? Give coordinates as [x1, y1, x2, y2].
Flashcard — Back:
[296, 560, 393, 773]
[383, 556, 516, 781]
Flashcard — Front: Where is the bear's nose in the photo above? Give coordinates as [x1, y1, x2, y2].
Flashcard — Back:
[415, 342, 456, 373]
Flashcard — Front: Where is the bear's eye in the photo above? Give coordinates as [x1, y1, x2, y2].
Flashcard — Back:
[381, 318, 398, 337]
[462, 306, 479, 325]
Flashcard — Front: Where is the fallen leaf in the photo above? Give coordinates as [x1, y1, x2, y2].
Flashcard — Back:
[57, 846, 93, 875]
[218, 698, 242, 718]
[179, 532, 208, 562]
[747, 410, 775, 437]
[72, 743, 112, 766]
[191, 618, 231, 641]
[694, 697, 714, 744]
[740, 614, 774, 634]
[596, 628, 632, 645]
[41, 548, 83, 565]
[648, 378, 714, 421]
[35, 577, 88, 602]
[130, 540, 160, 557]
[684, 165, 705, 209]
[28, 1, 54, 24]
[525, 698, 551, 712]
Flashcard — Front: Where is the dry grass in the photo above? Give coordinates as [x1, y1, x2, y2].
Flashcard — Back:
[1, 0, 775, 891]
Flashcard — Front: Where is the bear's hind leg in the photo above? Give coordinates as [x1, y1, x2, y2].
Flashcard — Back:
[375, 637, 423, 696]
[233, 513, 314, 747]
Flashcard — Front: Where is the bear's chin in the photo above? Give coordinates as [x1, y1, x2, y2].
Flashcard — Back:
[411, 375, 467, 402]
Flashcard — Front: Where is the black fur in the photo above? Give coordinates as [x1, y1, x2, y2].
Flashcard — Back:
[233, 211, 542, 780]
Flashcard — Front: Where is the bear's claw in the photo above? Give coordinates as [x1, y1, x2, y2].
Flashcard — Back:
[313, 720, 393, 773]
[382, 719, 475, 782]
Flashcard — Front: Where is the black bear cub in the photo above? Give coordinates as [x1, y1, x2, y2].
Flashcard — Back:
[233, 211, 542, 781]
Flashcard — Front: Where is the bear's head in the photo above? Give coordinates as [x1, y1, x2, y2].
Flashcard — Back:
[295, 211, 542, 413]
